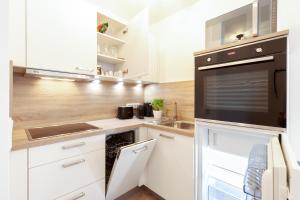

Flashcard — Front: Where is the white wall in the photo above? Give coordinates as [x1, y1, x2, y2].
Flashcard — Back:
[0, 0, 12, 199]
[277, 0, 300, 160]
[152, 0, 253, 82]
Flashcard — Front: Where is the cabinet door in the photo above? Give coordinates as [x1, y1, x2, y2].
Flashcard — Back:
[146, 129, 194, 200]
[9, 0, 26, 67]
[118, 9, 150, 80]
[27, 0, 97, 74]
[10, 149, 28, 200]
[106, 139, 157, 200]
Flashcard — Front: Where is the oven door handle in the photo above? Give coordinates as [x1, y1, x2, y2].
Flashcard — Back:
[197, 56, 274, 71]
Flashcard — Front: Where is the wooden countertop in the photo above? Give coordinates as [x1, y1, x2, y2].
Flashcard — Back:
[12, 118, 194, 151]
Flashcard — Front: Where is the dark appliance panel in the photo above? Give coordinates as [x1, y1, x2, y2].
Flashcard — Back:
[143, 103, 154, 117]
[117, 106, 134, 120]
[195, 37, 287, 128]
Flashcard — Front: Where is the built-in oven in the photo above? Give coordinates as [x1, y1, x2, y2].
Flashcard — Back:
[195, 37, 287, 128]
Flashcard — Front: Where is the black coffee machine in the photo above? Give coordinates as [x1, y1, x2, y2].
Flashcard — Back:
[143, 102, 153, 117]
[127, 103, 153, 119]
[135, 105, 145, 119]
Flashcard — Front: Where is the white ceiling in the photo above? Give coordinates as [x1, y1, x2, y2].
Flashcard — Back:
[88, 0, 198, 24]
[88, 0, 148, 21]
[149, 0, 198, 24]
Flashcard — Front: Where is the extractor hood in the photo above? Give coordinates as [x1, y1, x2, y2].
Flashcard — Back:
[25, 68, 94, 81]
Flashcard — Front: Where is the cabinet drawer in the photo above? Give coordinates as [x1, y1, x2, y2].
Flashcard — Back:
[29, 134, 105, 168]
[55, 180, 105, 200]
[29, 149, 105, 200]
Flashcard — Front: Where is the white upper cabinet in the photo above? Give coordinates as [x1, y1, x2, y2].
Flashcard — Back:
[118, 9, 149, 79]
[118, 9, 158, 82]
[27, 0, 97, 75]
[9, 0, 26, 67]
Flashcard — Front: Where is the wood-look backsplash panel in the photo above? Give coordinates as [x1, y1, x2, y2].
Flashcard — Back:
[144, 81, 194, 121]
[13, 73, 144, 128]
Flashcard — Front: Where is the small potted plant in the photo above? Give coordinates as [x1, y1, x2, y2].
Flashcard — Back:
[151, 99, 164, 119]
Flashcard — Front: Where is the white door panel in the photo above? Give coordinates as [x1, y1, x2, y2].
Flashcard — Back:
[106, 139, 156, 200]
[27, 0, 97, 74]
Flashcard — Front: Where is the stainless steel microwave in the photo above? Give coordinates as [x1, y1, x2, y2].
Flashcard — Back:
[194, 37, 287, 128]
[205, 0, 277, 49]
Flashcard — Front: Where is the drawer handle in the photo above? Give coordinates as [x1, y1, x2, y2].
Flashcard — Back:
[68, 192, 86, 200]
[133, 146, 148, 154]
[62, 159, 85, 168]
[159, 134, 175, 140]
[62, 142, 86, 150]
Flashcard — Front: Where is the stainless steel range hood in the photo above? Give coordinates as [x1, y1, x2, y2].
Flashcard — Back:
[25, 68, 94, 81]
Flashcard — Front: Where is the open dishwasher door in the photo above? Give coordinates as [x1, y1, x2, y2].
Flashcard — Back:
[106, 139, 157, 200]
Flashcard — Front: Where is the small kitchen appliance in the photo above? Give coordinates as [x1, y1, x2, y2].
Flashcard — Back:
[117, 106, 134, 120]
[143, 102, 153, 117]
[136, 105, 145, 119]
[205, 0, 277, 48]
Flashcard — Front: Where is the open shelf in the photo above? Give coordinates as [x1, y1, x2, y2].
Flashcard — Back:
[97, 54, 126, 64]
[97, 11, 127, 34]
[97, 33, 125, 46]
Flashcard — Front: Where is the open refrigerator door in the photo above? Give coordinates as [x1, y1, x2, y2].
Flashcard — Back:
[194, 120, 300, 200]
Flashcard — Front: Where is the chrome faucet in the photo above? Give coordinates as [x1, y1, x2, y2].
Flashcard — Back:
[173, 102, 178, 121]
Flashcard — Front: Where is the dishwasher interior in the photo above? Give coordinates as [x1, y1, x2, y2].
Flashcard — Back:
[105, 131, 135, 188]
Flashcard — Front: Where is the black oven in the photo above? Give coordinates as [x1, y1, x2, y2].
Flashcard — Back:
[195, 37, 287, 128]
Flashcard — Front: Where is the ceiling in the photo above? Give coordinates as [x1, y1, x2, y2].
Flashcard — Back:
[149, 0, 198, 24]
[89, 0, 148, 21]
[89, 0, 198, 24]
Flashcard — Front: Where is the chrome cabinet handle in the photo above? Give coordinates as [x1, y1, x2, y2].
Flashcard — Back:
[62, 159, 85, 168]
[197, 56, 274, 71]
[133, 146, 148, 154]
[75, 67, 94, 72]
[62, 142, 86, 150]
[68, 192, 86, 200]
[159, 134, 175, 140]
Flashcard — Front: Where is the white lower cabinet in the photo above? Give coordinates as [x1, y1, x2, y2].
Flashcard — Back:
[10, 149, 28, 200]
[29, 134, 105, 168]
[29, 149, 105, 200]
[56, 180, 105, 200]
[146, 128, 194, 200]
[10, 128, 194, 200]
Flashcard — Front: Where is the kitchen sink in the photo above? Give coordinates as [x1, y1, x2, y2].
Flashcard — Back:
[159, 121, 195, 130]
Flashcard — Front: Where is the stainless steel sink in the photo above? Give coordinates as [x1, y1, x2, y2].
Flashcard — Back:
[159, 121, 195, 130]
